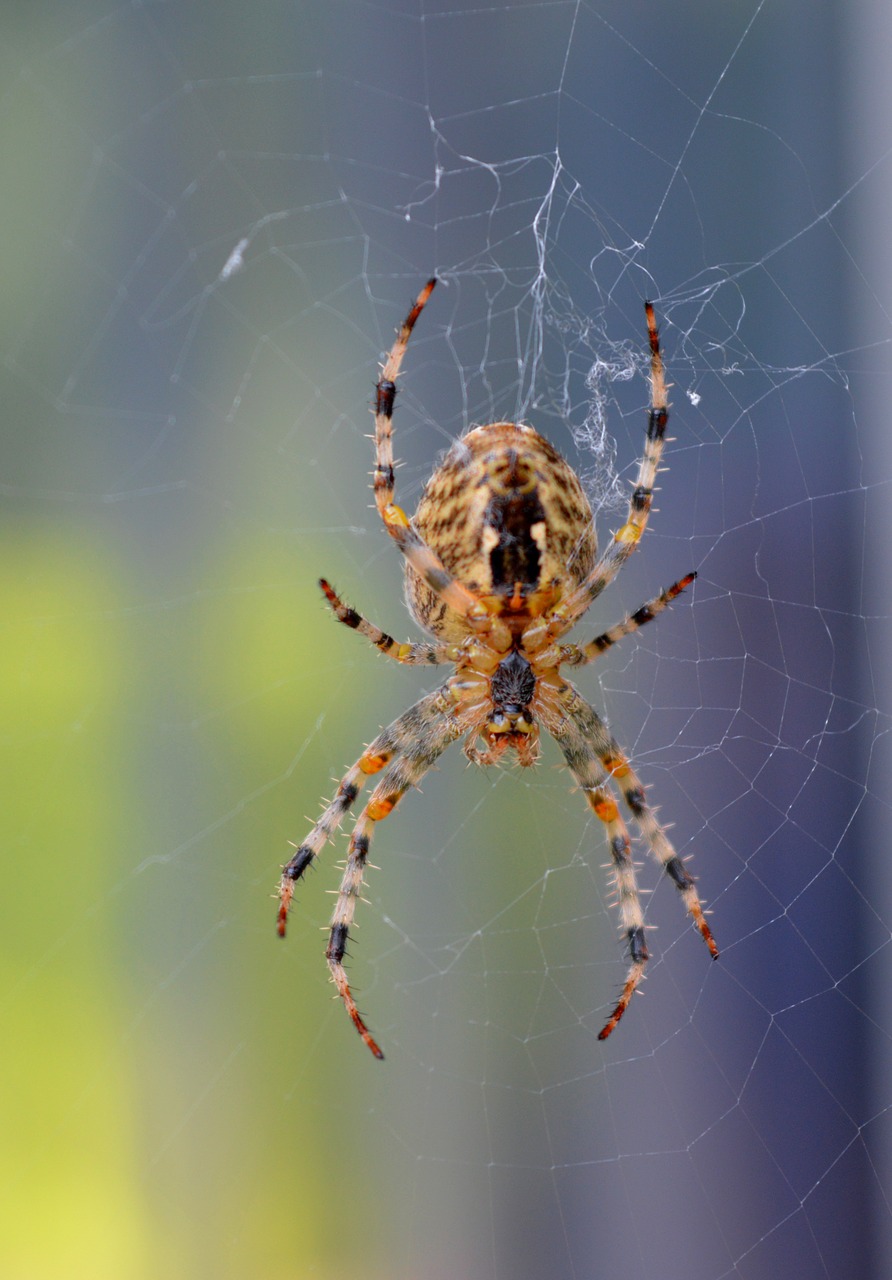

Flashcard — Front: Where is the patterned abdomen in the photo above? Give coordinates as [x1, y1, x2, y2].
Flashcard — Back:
[407, 422, 598, 639]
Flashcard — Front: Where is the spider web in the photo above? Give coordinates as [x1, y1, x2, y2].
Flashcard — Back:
[3, 2, 891, 1278]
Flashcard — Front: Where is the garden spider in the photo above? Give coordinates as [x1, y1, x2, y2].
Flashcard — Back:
[277, 279, 718, 1058]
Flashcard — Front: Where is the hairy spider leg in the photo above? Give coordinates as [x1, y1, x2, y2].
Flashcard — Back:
[558, 572, 696, 668]
[546, 301, 670, 641]
[548, 707, 650, 1039]
[326, 701, 466, 1058]
[563, 684, 717, 957]
[373, 279, 497, 631]
[277, 688, 450, 935]
[319, 578, 456, 665]
[545, 679, 717, 1039]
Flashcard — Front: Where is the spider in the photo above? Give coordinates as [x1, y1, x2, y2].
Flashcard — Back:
[277, 279, 718, 1058]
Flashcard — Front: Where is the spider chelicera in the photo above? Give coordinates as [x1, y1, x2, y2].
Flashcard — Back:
[277, 279, 718, 1058]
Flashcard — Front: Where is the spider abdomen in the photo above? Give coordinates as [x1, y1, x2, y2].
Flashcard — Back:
[407, 422, 597, 640]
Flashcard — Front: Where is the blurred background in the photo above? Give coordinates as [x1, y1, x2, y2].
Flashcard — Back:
[2, 2, 890, 1278]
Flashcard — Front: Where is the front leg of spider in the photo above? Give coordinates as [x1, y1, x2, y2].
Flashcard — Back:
[547, 680, 718, 1039]
[278, 283, 717, 1057]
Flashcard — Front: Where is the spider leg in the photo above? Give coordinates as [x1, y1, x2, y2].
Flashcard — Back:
[558, 680, 717, 957]
[549, 714, 649, 1040]
[325, 701, 465, 1058]
[543, 677, 717, 1039]
[373, 280, 491, 627]
[600, 743, 718, 960]
[558, 572, 696, 669]
[277, 687, 451, 936]
[547, 302, 670, 639]
[319, 578, 456, 665]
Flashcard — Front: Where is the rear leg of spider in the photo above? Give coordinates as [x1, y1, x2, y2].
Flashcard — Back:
[542, 301, 671, 643]
[373, 279, 495, 629]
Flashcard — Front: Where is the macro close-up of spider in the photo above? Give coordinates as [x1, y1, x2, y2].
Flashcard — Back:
[277, 279, 718, 1059]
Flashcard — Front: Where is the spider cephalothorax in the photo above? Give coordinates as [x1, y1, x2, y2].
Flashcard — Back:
[464, 647, 540, 768]
[277, 279, 718, 1059]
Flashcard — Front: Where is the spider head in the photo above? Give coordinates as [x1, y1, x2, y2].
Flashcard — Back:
[482, 650, 539, 765]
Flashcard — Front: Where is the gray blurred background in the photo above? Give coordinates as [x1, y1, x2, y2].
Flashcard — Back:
[2, 2, 890, 1278]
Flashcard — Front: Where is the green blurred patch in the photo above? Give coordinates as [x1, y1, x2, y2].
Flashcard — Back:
[0, 530, 123, 732]
[0, 529, 157, 1277]
[197, 534, 358, 743]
